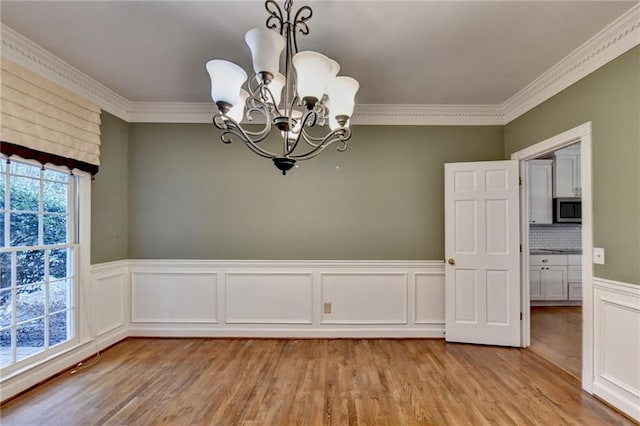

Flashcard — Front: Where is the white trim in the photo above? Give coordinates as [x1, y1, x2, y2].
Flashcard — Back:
[351, 104, 504, 126]
[501, 3, 640, 124]
[127, 327, 444, 339]
[127, 102, 217, 123]
[128, 259, 441, 270]
[593, 277, 640, 294]
[511, 122, 594, 394]
[3, 4, 639, 126]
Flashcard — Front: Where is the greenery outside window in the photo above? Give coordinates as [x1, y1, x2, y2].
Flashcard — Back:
[0, 158, 78, 370]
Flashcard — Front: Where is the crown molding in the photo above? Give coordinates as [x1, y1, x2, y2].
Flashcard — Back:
[352, 104, 504, 126]
[2, 3, 639, 127]
[125, 103, 504, 125]
[1, 23, 131, 121]
[128, 102, 216, 123]
[501, 3, 640, 124]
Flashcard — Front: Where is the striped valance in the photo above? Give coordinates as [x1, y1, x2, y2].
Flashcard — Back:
[0, 56, 101, 173]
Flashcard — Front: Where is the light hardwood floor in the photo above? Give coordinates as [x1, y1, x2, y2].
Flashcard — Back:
[530, 306, 582, 379]
[1, 338, 633, 425]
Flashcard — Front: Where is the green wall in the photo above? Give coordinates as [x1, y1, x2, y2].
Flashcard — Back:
[505, 46, 640, 284]
[94, 46, 639, 282]
[127, 124, 503, 260]
[91, 112, 129, 263]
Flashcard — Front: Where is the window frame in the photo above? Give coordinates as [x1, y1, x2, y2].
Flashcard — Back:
[0, 156, 91, 376]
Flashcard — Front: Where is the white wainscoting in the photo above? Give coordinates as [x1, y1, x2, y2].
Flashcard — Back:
[0, 261, 129, 403]
[131, 271, 218, 323]
[320, 272, 408, 324]
[123, 260, 445, 338]
[91, 263, 128, 336]
[592, 277, 640, 422]
[226, 272, 313, 324]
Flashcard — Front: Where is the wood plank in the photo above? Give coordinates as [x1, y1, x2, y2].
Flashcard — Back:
[1, 338, 633, 425]
[530, 306, 582, 379]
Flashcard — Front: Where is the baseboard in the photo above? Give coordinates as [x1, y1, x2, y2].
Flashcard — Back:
[127, 326, 445, 339]
[531, 301, 582, 307]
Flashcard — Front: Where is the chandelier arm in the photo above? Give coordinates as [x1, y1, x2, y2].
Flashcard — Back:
[215, 111, 270, 141]
[289, 128, 351, 160]
[265, 0, 285, 35]
[289, 138, 345, 160]
[298, 128, 325, 146]
[214, 110, 272, 146]
[261, 85, 283, 117]
[247, 76, 262, 98]
[241, 97, 275, 142]
[220, 126, 278, 159]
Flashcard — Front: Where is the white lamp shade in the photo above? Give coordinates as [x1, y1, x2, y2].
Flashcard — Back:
[206, 60, 247, 106]
[269, 73, 286, 105]
[245, 28, 285, 77]
[325, 58, 340, 94]
[292, 51, 333, 101]
[326, 76, 359, 118]
[226, 89, 249, 122]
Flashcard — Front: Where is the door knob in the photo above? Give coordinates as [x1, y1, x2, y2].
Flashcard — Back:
[448, 258, 456, 265]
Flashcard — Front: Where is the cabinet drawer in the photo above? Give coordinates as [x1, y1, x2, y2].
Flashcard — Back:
[530, 255, 567, 266]
[569, 283, 582, 301]
[568, 266, 582, 283]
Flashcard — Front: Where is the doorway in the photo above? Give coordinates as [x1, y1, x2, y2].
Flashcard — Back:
[526, 142, 583, 378]
[511, 122, 594, 393]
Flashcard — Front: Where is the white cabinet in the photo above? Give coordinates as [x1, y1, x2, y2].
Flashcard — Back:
[530, 266, 568, 300]
[529, 255, 568, 301]
[530, 254, 582, 303]
[554, 144, 581, 197]
[528, 160, 553, 224]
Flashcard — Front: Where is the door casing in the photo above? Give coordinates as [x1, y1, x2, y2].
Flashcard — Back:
[510, 121, 594, 393]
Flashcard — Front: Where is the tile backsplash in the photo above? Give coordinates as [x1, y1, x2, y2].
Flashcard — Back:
[529, 224, 582, 250]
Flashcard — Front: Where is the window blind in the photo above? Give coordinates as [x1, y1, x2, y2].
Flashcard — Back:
[0, 57, 102, 173]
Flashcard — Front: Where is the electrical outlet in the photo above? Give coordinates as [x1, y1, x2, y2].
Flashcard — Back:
[323, 302, 331, 314]
[593, 247, 605, 265]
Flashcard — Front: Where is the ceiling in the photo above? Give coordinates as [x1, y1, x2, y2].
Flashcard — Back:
[0, 1, 637, 107]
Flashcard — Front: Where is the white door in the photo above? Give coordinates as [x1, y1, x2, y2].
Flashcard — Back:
[445, 160, 521, 346]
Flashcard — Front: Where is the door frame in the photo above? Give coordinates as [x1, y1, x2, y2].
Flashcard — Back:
[510, 121, 594, 393]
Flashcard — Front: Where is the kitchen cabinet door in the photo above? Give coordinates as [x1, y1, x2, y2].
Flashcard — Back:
[528, 160, 553, 224]
[554, 145, 581, 197]
[529, 268, 544, 300]
[543, 266, 568, 300]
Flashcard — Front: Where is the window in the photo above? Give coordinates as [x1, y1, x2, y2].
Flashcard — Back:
[0, 159, 78, 370]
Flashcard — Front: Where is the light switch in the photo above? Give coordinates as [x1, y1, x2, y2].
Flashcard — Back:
[593, 247, 605, 265]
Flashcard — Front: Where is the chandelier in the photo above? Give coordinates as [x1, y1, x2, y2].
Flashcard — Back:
[206, 0, 359, 175]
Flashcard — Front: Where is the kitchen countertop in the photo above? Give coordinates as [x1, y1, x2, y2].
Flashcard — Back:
[530, 249, 582, 255]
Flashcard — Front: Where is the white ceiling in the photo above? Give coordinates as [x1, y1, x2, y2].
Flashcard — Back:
[0, 1, 637, 107]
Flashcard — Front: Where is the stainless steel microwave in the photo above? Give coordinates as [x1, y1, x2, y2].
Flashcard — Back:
[554, 197, 581, 223]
